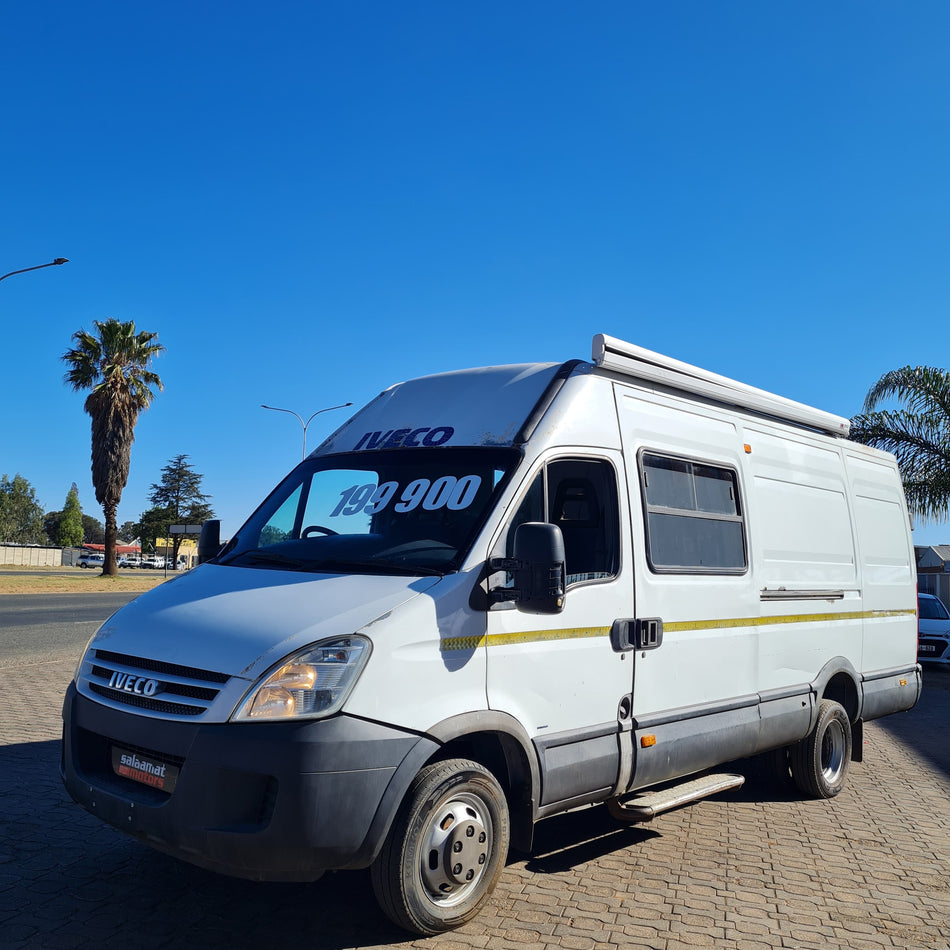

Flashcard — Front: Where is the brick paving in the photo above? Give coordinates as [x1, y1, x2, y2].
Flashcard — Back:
[1, 652, 947, 949]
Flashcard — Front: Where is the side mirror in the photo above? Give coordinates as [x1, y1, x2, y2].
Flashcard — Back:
[490, 522, 566, 614]
[197, 519, 222, 564]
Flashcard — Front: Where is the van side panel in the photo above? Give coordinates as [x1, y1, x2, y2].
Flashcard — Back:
[745, 428, 857, 587]
[742, 425, 864, 690]
[615, 381, 919, 794]
[845, 451, 919, 714]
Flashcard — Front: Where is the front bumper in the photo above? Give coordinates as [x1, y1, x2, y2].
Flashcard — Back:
[61, 683, 438, 881]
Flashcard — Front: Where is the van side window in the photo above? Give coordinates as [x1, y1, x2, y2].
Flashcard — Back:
[508, 459, 620, 586]
[641, 453, 746, 573]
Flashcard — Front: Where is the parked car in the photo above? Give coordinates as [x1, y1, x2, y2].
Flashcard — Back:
[76, 552, 104, 569]
[918, 592, 950, 665]
[141, 555, 166, 569]
[118, 555, 141, 569]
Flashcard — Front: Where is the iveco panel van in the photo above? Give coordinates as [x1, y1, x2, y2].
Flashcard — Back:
[62, 334, 921, 934]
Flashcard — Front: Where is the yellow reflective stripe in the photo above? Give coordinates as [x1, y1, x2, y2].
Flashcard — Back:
[439, 608, 914, 652]
[664, 608, 915, 633]
[440, 626, 610, 653]
[486, 625, 611, 648]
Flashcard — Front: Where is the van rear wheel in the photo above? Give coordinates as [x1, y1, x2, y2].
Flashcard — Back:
[790, 699, 852, 799]
[371, 758, 510, 935]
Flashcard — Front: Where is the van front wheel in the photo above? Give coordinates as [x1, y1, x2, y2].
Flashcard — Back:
[790, 699, 852, 799]
[371, 758, 510, 935]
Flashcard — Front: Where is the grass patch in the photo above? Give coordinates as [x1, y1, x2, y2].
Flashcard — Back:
[0, 566, 169, 595]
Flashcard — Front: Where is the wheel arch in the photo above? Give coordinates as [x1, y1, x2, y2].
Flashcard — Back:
[353, 711, 539, 869]
[811, 657, 861, 722]
[426, 711, 540, 854]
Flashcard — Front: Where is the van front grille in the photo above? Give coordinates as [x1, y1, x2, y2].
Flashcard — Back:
[81, 649, 233, 718]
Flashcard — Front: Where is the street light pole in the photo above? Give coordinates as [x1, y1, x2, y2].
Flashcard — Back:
[261, 401, 353, 460]
[0, 258, 69, 282]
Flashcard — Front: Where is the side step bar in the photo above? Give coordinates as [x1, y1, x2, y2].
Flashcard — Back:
[607, 773, 745, 823]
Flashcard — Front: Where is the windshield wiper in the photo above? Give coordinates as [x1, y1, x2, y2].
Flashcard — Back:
[230, 551, 307, 569]
[309, 558, 445, 577]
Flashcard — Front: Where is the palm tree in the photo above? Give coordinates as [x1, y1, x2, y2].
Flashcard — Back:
[63, 319, 165, 576]
[849, 366, 950, 523]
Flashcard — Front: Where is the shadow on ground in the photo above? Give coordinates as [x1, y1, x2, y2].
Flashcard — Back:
[875, 665, 950, 781]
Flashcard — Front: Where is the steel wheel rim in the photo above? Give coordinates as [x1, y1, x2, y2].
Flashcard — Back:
[419, 791, 493, 907]
[821, 719, 846, 784]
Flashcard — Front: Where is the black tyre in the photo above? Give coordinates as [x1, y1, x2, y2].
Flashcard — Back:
[370, 758, 510, 935]
[790, 699, 852, 799]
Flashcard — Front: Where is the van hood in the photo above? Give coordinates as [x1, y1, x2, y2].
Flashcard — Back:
[90, 563, 442, 680]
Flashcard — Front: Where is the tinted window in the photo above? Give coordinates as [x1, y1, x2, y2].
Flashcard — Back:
[919, 595, 950, 620]
[641, 453, 746, 573]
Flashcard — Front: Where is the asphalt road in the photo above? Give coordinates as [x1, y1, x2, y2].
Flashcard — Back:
[0, 593, 139, 666]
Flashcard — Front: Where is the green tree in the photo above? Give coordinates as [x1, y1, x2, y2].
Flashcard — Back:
[849, 365, 950, 522]
[82, 514, 105, 545]
[118, 520, 138, 543]
[149, 455, 214, 563]
[62, 318, 165, 575]
[49, 507, 106, 545]
[0, 473, 47, 544]
[43, 510, 62, 544]
[58, 483, 84, 547]
[134, 506, 175, 555]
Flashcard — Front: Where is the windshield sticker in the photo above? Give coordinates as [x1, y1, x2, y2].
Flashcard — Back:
[330, 474, 482, 518]
[352, 426, 454, 450]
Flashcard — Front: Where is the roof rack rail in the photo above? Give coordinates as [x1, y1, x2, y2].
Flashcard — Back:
[591, 333, 850, 438]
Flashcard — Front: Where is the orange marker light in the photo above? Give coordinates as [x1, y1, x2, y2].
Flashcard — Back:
[640, 735, 656, 748]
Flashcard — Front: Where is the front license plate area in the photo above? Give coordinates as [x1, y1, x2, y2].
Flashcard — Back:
[112, 746, 180, 793]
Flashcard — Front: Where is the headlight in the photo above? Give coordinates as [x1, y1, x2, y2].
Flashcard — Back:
[232, 636, 371, 722]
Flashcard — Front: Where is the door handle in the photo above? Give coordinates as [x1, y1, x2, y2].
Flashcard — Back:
[610, 618, 664, 653]
[635, 617, 663, 650]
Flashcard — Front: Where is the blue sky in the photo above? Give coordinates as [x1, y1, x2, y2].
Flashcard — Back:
[3, 2, 949, 544]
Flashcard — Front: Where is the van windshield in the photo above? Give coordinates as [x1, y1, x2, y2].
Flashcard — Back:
[219, 447, 520, 575]
[919, 595, 950, 620]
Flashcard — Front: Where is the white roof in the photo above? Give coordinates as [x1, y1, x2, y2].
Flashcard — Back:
[316, 362, 562, 454]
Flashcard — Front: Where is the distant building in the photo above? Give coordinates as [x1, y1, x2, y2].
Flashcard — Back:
[155, 537, 199, 569]
[82, 543, 141, 555]
[915, 545, 950, 603]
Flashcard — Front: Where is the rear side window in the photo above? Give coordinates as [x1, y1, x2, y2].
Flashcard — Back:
[640, 453, 746, 573]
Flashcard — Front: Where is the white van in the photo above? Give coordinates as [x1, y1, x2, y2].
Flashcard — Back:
[62, 334, 920, 934]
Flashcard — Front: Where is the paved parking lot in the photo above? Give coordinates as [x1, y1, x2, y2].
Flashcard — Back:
[1, 653, 948, 949]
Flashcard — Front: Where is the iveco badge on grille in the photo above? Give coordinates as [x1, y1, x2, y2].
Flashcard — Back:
[107, 671, 161, 697]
